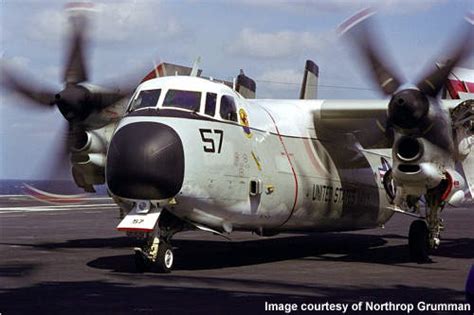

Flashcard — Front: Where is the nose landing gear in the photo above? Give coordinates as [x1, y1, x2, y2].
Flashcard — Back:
[134, 236, 174, 273]
[133, 209, 188, 273]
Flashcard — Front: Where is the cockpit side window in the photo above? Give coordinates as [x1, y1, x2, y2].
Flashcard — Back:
[205, 93, 217, 116]
[220, 95, 237, 122]
[129, 89, 161, 111]
[163, 89, 201, 112]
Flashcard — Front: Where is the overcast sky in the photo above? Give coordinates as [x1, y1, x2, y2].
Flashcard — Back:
[1, 0, 473, 180]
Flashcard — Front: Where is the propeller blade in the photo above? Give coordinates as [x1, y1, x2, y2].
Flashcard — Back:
[338, 8, 403, 95]
[3, 3, 139, 127]
[91, 65, 152, 110]
[40, 121, 74, 181]
[63, 13, 89, 84]
[101, 90, 134, 109]
[0, 61, 56, 107]
[86, 90, 129, 111]
[67, 122, 88, 151]
[416, 16, 474, 97]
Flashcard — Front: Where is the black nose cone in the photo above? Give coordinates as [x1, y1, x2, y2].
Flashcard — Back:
[106, 122, 184, 200]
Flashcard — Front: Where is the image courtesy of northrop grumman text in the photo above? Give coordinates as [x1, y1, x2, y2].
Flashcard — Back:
[264, 301, 472, 314]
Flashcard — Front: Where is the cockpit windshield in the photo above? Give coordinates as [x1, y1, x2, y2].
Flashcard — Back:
[129, 89, 161, 111]
[162, 89, 201, 112]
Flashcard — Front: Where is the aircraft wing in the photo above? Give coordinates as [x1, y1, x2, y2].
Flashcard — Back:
[316, 99, 464, 149]
[316, 99, 391, 148]
[319, 99, 389, 119]
[319, 99, 463, 119]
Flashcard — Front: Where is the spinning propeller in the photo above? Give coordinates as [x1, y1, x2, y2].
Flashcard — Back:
[1, 4, 142, 179]
[339, 9, 474, 154]
[1, 4, 137, 130]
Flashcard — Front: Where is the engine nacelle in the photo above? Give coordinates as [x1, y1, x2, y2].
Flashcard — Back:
[394, 162, 443, 194]
[72, 153, 106, 168]
[72, 130, 106, 153]
[71, 153, 106, 192]
[70, 123, 116, 192]
[392, 133, 454, 195]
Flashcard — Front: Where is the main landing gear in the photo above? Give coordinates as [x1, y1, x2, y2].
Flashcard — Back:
[407, 181, 449, 263]
[134, 209, 188, 273]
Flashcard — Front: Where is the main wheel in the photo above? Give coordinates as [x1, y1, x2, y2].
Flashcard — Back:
[408, 220, 431, 263]
[153, 241, 174, 273]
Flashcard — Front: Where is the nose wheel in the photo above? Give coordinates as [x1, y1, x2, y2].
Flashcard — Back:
[157, 241, 174, 272]
[134, 237, 174, 273]
[132, 208, 188, 273]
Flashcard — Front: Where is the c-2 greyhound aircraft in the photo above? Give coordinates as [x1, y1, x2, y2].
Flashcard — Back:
[2, 6, 473, 272]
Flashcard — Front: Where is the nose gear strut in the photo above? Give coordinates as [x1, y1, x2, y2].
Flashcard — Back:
[134, 209, 190, 273]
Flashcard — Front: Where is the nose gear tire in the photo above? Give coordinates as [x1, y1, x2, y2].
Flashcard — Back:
[153, 241, 174, 273]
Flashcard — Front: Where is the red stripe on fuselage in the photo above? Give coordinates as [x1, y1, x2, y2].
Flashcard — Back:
[261, 108, 299, 227]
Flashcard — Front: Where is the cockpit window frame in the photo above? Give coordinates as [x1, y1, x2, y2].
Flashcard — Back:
[218, 94, 238, 122]
[161, 89, 203, 112]
[204, 92, 217, 117]
[127, 88, 162, 112]
[129, 83, 242, 122]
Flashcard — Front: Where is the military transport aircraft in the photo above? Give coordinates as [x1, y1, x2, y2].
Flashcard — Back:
[2, 5, 473, 273]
